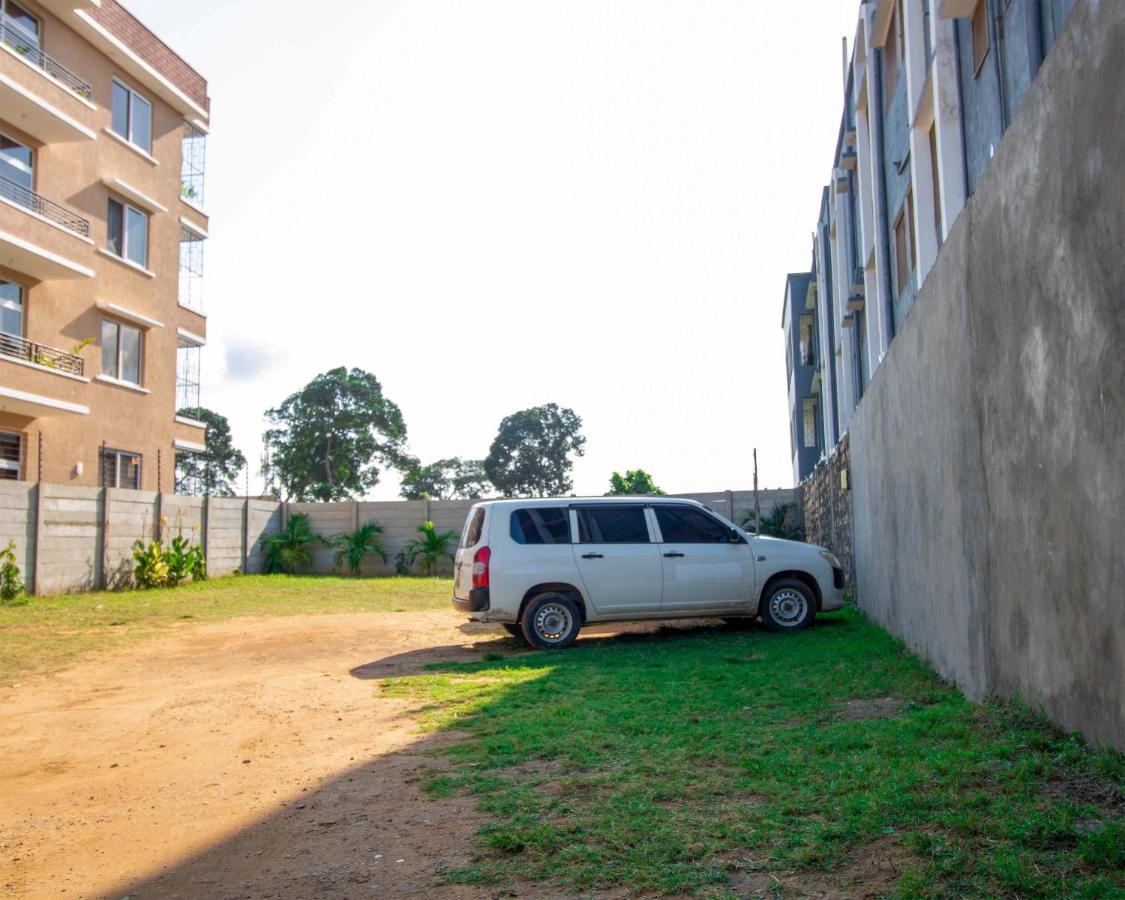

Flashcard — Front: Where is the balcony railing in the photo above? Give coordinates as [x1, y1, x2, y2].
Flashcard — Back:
[0, 19, 92, 99]
[0, 175, 90, 238]
[0, 331, 85, 376]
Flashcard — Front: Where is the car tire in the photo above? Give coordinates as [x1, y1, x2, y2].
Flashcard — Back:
[759, 578, 815, 632]
[520, 592, 582, 650]
[501, 623, 526, 642]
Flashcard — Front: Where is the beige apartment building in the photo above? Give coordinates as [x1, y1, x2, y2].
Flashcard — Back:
[0, 0, 209, 492]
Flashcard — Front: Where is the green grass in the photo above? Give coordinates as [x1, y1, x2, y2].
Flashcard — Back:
[0, 575, 451, 683]
[383, 609, 1125, 898]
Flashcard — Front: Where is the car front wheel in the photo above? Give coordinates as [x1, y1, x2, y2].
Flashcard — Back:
[521, 592, 581, 649]
[759, 578, 815, 631]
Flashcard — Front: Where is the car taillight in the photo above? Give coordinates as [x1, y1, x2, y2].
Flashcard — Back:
[472, 546, 490, 589]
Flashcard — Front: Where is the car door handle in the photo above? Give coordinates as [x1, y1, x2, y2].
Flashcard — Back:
[663, 551, 685, 558]
[581, 552, 604, 559]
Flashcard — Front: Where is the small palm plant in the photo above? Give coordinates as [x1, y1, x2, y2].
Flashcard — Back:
[262, 513, 325, 574]
[331, 521, 387, 576]
[741, 502, 804, 541]
[400, 520, 458, 576]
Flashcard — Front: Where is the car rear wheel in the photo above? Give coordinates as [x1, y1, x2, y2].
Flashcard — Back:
[759, 578, 815, 632]
[520, 592, 581, 649]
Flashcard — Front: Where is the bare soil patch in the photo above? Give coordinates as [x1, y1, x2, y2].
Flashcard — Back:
[841, 697, 903, 721]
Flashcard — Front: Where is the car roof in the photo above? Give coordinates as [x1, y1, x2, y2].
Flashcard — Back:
[471, 496, 707, 510]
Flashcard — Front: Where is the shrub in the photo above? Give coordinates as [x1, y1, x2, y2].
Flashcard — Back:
[399, 520, 458, 575]
[0, 540, 26, 605]
[132, 535, 207, 590]
[740, 502, 805, 541]
[261, 513, 325, 574]
[133, 540, 170, 589]
[331, 521, 387, 576]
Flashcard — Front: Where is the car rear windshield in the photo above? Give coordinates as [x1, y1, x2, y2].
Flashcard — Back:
[460, 508, 485, 548]
[510, 507, 570, 545]
[576, 506, 650, 543]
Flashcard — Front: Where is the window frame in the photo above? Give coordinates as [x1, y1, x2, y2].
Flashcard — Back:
[0, 430, 21, 481]
[651, 504, 737, 545]
[106, 195, 150, 268]
[573, 504, 653, 545]
[971, 0, 990, 77]
[509, 507, 572, 545]
[100, 317, 143, 385]
[0, 130, 34, 192]
[883, 0, 904, 110]
[109, 77, 153, 154]
[101, 446, 142, 490]
[0, 278, 24, 337]
[1, 0, 40, 52]
[803, 397, 819, 449]
[892, 190, 916, 299]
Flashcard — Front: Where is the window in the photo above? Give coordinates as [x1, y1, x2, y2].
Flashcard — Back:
[179, 225, 204, 311]
[0, 432, 20, 481]
[0, 133, 32, 191]
[181, 121, 206, 205]
[929, 125, 943, 245]
[110, 79, 152, 154]
[1, 1, 39, 58]
[893, 190, 916, 298]
[0, 280, 22, 336]
[575, 506, 649, 544]
[654, 506, 732, 544]
[101, 447, 141, 489]
[883, 0, 903, 109]
[803, 398, 818, 449]
[510, 507, 570, 545]
[460, 508, 485, 548]
[101, 319, 142, 384]
[798, 314, 815, 366]
[107, 197, 149, 268]
[971, 0, 990, 76]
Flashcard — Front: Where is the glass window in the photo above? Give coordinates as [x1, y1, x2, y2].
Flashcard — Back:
[101, 319, 142, 384]
[654, 506, 732, 544]
[125, 206, 148, 267]
[107, 198, 124, 256]
[102, 448, 141, 489]
[0, 280, 22, 336]
[2, 1, 39, 55]
[510, 508, 570, 545]
[803, 398, 818, 449]
[110, 80, 152, 153]
[0, 134, 33, 190]
[111, 82, 129, 139]
[576, 506, 649, 544]
[971, 0, 989, 75]
[0, 431, 20, 480]
[460, 508, 485, 548]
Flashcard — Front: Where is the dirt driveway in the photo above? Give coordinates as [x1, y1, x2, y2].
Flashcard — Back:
[0, 610, 593, 899]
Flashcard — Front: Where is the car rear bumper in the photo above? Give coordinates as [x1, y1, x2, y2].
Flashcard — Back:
[452, 588, 490, 613]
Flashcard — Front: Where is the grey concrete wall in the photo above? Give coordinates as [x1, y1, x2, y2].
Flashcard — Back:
[851, 0, 1125, 748]
[0, 485, 794, 593]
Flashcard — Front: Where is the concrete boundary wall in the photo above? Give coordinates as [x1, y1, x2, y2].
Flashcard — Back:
[849, 0, 1125, 749]
[0, 484, 794, 593]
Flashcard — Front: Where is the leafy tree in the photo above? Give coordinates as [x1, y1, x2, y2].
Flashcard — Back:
[398, 520, 459, 575]
[175, 406, 247, 496]
[608, 469, 665, 496]
[400, 457, 492, 500]
[263, 367, 409, 501]
[331, 521, 387, 575]
[484, 403, 586, 497]
[261, 513, 326, 574]
[740, 502, 804, 541]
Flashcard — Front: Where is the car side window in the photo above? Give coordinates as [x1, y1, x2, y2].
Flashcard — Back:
[654, 506, 732, 543]
[460, 508, 485, 548]
[510, 508, 571, 545]
[576, 507, 650, 543]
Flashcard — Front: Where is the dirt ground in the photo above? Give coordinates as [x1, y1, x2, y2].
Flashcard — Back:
[0, 610, 600, 900]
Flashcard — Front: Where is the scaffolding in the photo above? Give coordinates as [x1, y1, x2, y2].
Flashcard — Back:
[176, 340, 201, 412]
[178, 225, 204, 313]
[180, 121, 206, 206]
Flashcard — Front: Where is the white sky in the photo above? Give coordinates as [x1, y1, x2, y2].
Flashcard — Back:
[130, 0, 857, 498]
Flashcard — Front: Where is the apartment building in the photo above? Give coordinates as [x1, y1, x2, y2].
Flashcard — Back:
[782, 0, 1076, 476]
[0, 0, 209, 491]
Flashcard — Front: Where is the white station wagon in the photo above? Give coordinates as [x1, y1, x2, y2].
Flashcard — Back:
[453, 497, 844, 649]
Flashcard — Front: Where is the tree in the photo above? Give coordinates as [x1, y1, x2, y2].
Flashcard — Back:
[607, 469, 665, 496]
[262, 367, 409, 501]
[484, 404, 586, 497]
[399, 458, 492, 500]
[331, 521, 387, 575]
[261, 513, 326, 574]
[398, 520, 459, 575]
[175, 406, 247, 496]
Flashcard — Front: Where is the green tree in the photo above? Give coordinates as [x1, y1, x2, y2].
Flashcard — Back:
[399, 520, 459, 575]
[261, 513, 326, 574]
[175, 407, 247, 496]
[484, 403, 586, 497]
[262, 367, 409, 501]
[331, 521, 387, 575]
[607, 469, 665, 496]
[400, 457, 492, 500]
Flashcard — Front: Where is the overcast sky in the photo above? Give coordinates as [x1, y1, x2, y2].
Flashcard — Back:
[130, 0, 857, 498]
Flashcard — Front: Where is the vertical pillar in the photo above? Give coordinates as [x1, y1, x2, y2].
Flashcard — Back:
[241, 498, 249, 574]
[32, 481, 45, 595]
[202, 494, 211, 562]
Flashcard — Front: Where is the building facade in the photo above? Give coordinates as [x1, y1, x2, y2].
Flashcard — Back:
[783, 0, 1075, 475]
[0, 0, 209, 491]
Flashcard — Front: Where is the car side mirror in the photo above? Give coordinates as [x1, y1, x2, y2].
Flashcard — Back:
[729, 528, 745, 544]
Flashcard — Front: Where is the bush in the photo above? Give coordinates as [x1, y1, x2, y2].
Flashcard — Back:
[0, 540, 26, 605]
[132, 536, 206, 590]
[261, 513, 325, 574]
[331, 521, 387, 576]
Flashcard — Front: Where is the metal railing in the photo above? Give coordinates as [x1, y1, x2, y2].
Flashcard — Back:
[0, 175, 90, 238]
[0, 19, 92, 99]
[0, 331, 85, 376]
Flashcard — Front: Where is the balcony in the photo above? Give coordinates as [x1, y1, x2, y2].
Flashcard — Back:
[1, 19, 92, 100]
[0, 331, 85, 376]
[0, 176, 90, 238]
